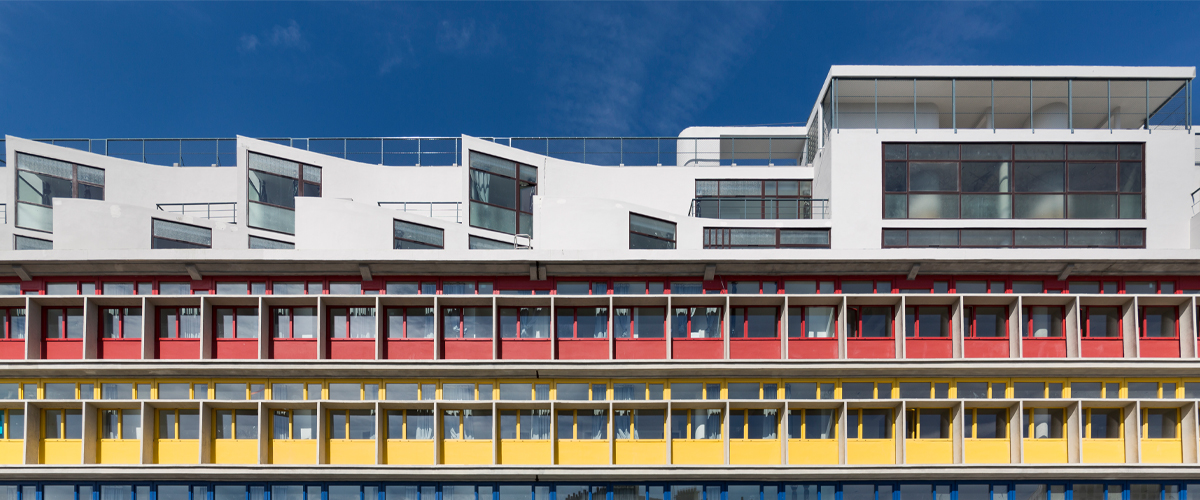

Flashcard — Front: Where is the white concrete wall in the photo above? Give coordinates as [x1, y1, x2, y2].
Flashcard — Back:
[293, 196, 473, 251]
[53, 198, 244, 250]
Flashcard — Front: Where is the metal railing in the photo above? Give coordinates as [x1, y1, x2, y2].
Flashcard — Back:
[689, 198, 830, 220]
[157, 202, 238, 224]
[2, 135, 813, 168]
[1192, 187, 1200, 216]
[378, 201, 463, 224]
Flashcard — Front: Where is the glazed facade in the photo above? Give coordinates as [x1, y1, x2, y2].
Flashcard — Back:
[1, 65, 1200, 496]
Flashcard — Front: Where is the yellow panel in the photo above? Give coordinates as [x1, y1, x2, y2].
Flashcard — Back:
[1082, 439, 1126, 464]
[97, 440, 140, 464]
[614, 440, 666, 465]
[906, 439, 952, 464]
[0, 441, 22, 464]
[442, 440, 492, 465]
[269, 440, 317, 465]
[213, 439, 259, 464]
[385, 440, 435, 465]
[40, 440, 81, 465]
[964, 439, 1010, 464]
[556, 440, 609, 465]
[671, 440, 723, 465]
[1023, 440, 1068, 464]
[788, 440, 838, 465]
[498, 440, 551, 465]
[329, 440, 376, 465]
[847, 440, 895, 465]
[1141, 440, 1183, 464]
[154, 440, 199, 464]
[730, 440, 781, 465]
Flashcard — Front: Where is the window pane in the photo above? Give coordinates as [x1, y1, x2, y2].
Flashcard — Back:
[907, 194, 959, 218]
[1067, 194, 1117, 219]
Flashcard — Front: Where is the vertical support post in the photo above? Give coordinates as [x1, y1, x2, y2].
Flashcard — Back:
[1147, 80, 1151, 133]
[952, 79, 957, 133]
[874, 78, 879, 133]
[913, 78, 918, 133]
[1108, 80, 1113, 133]
[1030, 80, 1034, 133]
[991, 79, 996, 133]
[1068, 80, 1074, 133]
[833, 78, 839, 132]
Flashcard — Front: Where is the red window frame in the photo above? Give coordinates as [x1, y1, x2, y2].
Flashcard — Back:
[441, 307, 493, 339]
[670, 305, 724, 339]
[555, 306, 610, 339]
[847, 306, 894, 338]
[1020, 305, 1065, 338]
[326, 306, 376, 339]
[384, 307, 436, 339]
[271, 306, 318, 339]
[904, 305, 951, 338]
[613, 306, 666, 339]
[157, 307, 201, 339]
[786, 305, 838, 339]
[101, 307, 142, 339]
[44, 307, 83, 339]
[498, 306, 551, 339]
[214, 307, 259, 339]
[1138, 306, 1179, 339]
[966, 305, 1008, 338]
[1082, 305, 1122, 338]
[730, 306, 779, 339]
[0, 308, 26, 339]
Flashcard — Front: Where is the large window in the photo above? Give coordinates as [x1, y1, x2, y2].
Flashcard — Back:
[884, 143, 1143, 220]
[152, 220, 212, 249]
[693, 179, 814, 219]
[703, 228, 830, 249]
[394, 220, 444, 249]
[248, 152, 321, 235]
[16, 153, 104, 233]
[629, 213, 675, 249]
[468, 152, 536, 236]
[883, 228, 1145, 248]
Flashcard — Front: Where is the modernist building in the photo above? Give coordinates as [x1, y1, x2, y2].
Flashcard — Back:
[0, 65, 1198, 500]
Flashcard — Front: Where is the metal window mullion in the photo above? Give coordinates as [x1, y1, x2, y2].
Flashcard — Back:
[1146, 80, 1150, 132]
[1068, 80, 1073, 133]
[952, 79, 956, 133]
[914, 78, 918, 133]
[1108, 80, 1113, 133]
[874, 79, 878, 133]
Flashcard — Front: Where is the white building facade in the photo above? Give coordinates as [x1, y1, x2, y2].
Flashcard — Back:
[0, 65, 1198, 500]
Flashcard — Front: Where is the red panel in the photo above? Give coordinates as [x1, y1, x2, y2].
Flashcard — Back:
[330, 339, 375, 360]
[615, 339, 666, 359]
[271, 339, 318, 359]
[1022, 338, 1066, 358]
[156, 339, 200, 359]
[788, 339, 837, 359]
[847, 338, 894, 359]
[672, 339, 723, 359]
[99, 339, 141, 360]
[730, 338, 781, 359]
[499, 339, 551, 360]
[214, 339, 258, 359]
[444, 339, 492, 359]
[0, 340, 24, 359]
[1141, 338, 1180, 358]
[964, 338, 1009, 358]
[386, 339, 435, 360]
[1082, 338, 1123, 358]
[905, 338, 952, 359]
[43, 339, 82, 359]
[558, 339, 609, 360]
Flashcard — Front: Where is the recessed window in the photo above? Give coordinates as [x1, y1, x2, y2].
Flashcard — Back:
[248, 152, 321, 235]
[101, 307, 142, 339]
[693, 179, 814, 219]
[468, 152, 536, 236]
[152, 219, 212, 249]
[883, 228, 1144, 248]
[703, 228, 830, 249]
[15, 153, 104, 233]
[469, 235, 511, 250]
[629, 213, 675, 249]
[883, 143, 1143, 220]
[14, 235, 52, 250]
[249, 235, 294, 249]
[394, 220, 444, 249]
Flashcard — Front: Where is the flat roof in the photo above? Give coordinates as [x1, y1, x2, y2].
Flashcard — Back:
[828, 65, 1196, 80]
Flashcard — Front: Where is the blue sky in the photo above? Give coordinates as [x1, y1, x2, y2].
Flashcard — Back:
[0, 2, 1197, 139]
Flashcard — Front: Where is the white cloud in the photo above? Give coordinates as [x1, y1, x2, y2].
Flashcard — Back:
[238, 19, 307, 54]
[436, 18, 503, 55]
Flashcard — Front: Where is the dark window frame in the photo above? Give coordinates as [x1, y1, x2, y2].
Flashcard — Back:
[213, 306, 259, 340]
[555, 306, 610, 339]
[1021, 305, 1065, 338]
[847, 305, 895, 338]
[468, 151, 537, 236]
[883, 142, 1144, 220]
[271, 306, 317, 340]
[671, 305, 724, 340]
[384, 306, 436, 339]
[393, 219, 444, 250]
[15, 153, 105, 234]
[100, 307, 142, 339]
[694, 179, 815, 220]
[703, 228, 831, 249]
[43, 306, 83, 340]
[730, 306, 780, 339]
[157, 307, 201, 339]
[1082, 305, 1123, 339]
[882, 228, 1145, 248]
[247, 151, 322, 235]
[787, 305, 839, 339]
[151, 219, 212, 249]
[0, 307, 25, 340]
[1139, 305, 1179, 339]
[629, 213, 676, 250]
[905, 305, 952, 338]
[967, 305, 1009, 338]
